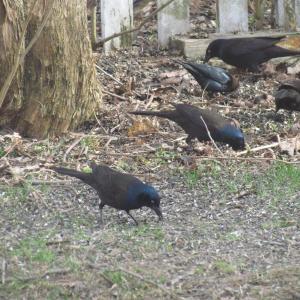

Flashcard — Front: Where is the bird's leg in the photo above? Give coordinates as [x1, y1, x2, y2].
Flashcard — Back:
[126, 211, 138, 225]
[186, 135, 193, 144]
[99, 202, 105, 224]
[185, 135, 195, 152]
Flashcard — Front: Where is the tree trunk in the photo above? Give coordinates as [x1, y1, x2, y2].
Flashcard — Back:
[0, 0, 24, 125]
[0, 0, 101, 138]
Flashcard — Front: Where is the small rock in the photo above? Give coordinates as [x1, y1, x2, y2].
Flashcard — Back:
[290, 123, 300, 135]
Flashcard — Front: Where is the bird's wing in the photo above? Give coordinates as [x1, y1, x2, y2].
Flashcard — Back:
[93, 165, 142, 205]
[223, 36, 285, 57]
[174, 104, 224, 130]
[279, 79, 300, 93]
[184, 63, 231, 84]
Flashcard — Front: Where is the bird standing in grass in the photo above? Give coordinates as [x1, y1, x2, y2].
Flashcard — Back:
[52, 163, 162, 225]
[204, 36, 300, 72]
[175, 60, 239, 93]
[130, 103, 245, 150]
[275, 79, 300, 112]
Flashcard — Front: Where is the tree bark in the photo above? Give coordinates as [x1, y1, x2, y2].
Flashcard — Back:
[0, 0, 25, 125]
[0, 0, 101, 138]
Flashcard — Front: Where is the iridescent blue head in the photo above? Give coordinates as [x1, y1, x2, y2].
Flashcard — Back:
[127, 182, 162, 220]
[219, 124, 245, 150]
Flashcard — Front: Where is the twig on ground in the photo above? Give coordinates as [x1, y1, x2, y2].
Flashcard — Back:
[63, 136, 85, 162]
[193, 155, 299, 164]
[145, 94, 155, 110]
[7, 268, 71, 283]
[103, 90, 128, 101]
[96, 65, 141, 98]
[118, 267, 183, 300]
[0, 140, 21, 159]
[93, 110, 109, 134]
[236, 142, 280, 156]
[95, 65, 123, 85]
[2, 259, 6, 284]
[199, 116, 224, 157]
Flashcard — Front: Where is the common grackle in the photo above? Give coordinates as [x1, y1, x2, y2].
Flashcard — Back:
[275, 79, 300, 112]
[175, 60, 238, 93]
[130, 103, 245, 150]
[204, 36, 300, 72]
[52, 163, 162, 225]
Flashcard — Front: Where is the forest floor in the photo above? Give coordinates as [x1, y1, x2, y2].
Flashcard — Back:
[1, 1, 300, 299]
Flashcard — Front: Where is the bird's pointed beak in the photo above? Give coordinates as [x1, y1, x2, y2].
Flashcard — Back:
[203, 53, 211, 63]
[152, 206, 163, 221]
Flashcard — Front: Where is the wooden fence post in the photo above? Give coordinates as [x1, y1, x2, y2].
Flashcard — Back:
[274, 0, 298, 31]
[101, 0, 133, 53]
[294, 0, 300, 28]
[216, 0, 248, 33]
[157, 0, 190, 48]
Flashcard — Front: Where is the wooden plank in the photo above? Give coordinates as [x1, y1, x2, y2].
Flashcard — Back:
[170, 31, 300, 59]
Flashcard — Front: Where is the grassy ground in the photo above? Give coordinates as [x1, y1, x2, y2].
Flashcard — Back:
[1, 157, 299, 299]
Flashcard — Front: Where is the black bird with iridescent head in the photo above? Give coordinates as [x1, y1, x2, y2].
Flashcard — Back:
[175, 60, 238, 93]
[204, 36, 300, 72]
[130, 103, 245, 150]
[275, 79, 300, 112]
[52, 163, 162, 225]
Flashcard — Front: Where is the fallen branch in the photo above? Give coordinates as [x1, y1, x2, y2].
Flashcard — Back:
[95, 0, 176, 47]
[63, 136, 85, 162]
[103, 90, 128, 101]
[236, 142, 279, 156]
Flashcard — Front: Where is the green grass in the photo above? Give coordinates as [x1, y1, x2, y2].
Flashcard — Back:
[11, 236, 55, 264]
[154, 148, 179, 165]
[255, 162, 300, 202]
[180, 161, 300, 202]
[0, 182, 33, 204]
[213, 260, 236, 274]
[0, 147, 6, 158]
[262, 217, 297, 230]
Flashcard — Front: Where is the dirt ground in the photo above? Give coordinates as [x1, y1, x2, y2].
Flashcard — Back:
[1, 1, 300, 299]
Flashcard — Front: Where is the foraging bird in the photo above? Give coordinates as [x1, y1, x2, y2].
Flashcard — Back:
[130, 103, 245, 150]
[204, 36, 300, 72]
[52, 163, 162, 225]
[175, 60, 238, 93]
[275, 79, 300, 112]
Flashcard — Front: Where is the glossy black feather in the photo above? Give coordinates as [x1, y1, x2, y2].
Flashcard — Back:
[204, 36, 300, 72]
[52, 163, 162, 224]
[176, 61, 238, 93]
[130, 103, 245, 150]
[275, 79, 300, 112]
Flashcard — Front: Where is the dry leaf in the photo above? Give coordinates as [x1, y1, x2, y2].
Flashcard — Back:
[127, 119, 157, 137]
[279, 137, 300, 156]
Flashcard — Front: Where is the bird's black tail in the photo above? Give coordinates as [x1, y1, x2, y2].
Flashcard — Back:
[52, 167, 92, 184]
[130, 110, 176, 120]
[173, 59, 197, 73]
